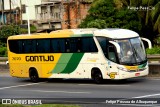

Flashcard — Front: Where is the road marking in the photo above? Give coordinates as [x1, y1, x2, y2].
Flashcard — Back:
[78, 84, 130, 87]
[133, 93, 160, 98]
[149, 79, 160, 81]
[0, 82, 45, 90]
[26, 90, 90, 94]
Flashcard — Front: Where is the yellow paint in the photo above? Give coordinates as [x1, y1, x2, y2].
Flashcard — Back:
[9, 50, 62, 78]
[125, 66, 138, 70]
[87, 58, 98, 62]
[41, 54, 61, 78]
[110, 72, 117, 79]
[50, 29, 74, 37]
[87, 60, 97, 62]
[8, 29, 75, 78]
[8, 29, 74, 40]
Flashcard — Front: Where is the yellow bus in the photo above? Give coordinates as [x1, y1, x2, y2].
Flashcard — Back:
[7, 29, 151, 83]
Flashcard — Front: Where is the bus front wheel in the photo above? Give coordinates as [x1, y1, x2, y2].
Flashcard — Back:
[92, 69, 103, 84]
[29, 68, 39, 83]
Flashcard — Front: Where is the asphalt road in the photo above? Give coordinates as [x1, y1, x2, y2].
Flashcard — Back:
[0, 72, 160, 107]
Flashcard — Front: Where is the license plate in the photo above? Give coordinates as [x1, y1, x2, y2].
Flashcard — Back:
[135, 73, 140, 76]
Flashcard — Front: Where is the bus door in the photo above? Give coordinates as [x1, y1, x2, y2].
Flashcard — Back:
[107, 42, 119, 79]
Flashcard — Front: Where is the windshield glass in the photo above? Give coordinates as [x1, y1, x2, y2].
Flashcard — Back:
[117, 37, 146, 65]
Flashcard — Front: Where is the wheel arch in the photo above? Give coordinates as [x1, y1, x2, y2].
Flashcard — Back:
[91, 67, 103, 79]
[29, 67, 38, 77]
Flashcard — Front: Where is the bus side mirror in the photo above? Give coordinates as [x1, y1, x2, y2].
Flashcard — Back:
[109, 41, 120, 53]
[141, 37, 152, 49]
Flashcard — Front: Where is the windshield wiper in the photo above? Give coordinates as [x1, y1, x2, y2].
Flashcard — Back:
[132, 46, 142, 62]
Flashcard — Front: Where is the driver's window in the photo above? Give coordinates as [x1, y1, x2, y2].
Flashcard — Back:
[108, 44, 117, 63]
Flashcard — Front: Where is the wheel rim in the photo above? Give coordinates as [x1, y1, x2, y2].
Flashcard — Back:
[30, 73, 38, 82]
[94, 73, 102, 83]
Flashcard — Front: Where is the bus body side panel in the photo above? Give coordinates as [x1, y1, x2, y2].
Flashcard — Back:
[104, 60, 120, 80]
[8, 53, 28, 78]
[10, 63, 28, 78]
[80, 53, 109, 79]
[69, 53, 105, 79]
[40, 53, 62, 78]
[48, 36, 111, 79]
[9, 53, 62, 78]
[49, 53, 84, 78]
[48, 52, 109, 79]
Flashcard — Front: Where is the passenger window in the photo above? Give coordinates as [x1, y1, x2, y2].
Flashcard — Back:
[9, 37, 98, 54]
[66, 37, 97, 53]
[18, 40, 23, 53]
[37, 39, 50, 53]
[8, 40, 19, 53]
[23, 40, 36, 53]
[81, 37, 98, 52]
[51, 39, 65, 53]
[69, 38, 78, 52]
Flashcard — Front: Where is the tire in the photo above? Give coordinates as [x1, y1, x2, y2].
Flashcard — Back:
[93, 71, 103, 84]
[29, 69, 39, 83]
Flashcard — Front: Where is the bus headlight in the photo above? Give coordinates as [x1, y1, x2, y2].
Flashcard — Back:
[117, 67, 128, 72]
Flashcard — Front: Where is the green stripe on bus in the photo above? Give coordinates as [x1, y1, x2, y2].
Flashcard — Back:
[138, 62, 147, 68]
[71, 34, 93, 37]
[60, 53, 84, 74]
[52, 53, 73, 73]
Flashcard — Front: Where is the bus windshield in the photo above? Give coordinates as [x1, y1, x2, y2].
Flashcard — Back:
[116, 37, 147, 65]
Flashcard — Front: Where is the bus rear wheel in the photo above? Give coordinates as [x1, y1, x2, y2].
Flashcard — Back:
[29, 68, 39, 83]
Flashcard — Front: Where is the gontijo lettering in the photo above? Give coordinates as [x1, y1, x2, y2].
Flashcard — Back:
[25, 55, 54, 62]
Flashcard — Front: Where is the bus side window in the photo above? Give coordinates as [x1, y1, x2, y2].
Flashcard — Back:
[108, 44, 117, 63]
[18, 40, 23, 53]
[37, 39, 50, 53]
[23, 40, 36, 53]
[69, 38, 79, 52]
[77, 38, 81, 52]
[51, 39, 65, 53]
[81, 37, 98, 52]
[64, 37, 98, 53]
[8, 40, 19, 53]
[65, 38, 70, 52]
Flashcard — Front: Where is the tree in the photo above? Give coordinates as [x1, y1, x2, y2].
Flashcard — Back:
[79, 0, 142, 35]
[151, 2, 160, 33]
[115, 0, 160, 42]
[0, 25, 20, 39]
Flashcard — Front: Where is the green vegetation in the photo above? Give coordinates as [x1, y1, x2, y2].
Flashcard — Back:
[0, 24, 37, 39]
[20, 25, 37, 34]
[0, 104, 80, 107]
[146, 46, 160, 54]
[79, 0, 160, 46]
[114, 0, 160, 42]
[0, 24, 37, 57]
[79, 0, 142, 34]
[0, 25, 20, 39]
[0, 46, 7, 57]
[0, 104, 24, 107]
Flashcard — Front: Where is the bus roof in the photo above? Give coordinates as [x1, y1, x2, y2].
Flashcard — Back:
[8, 28, 139, 40]
[94, 28, 139, 39]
